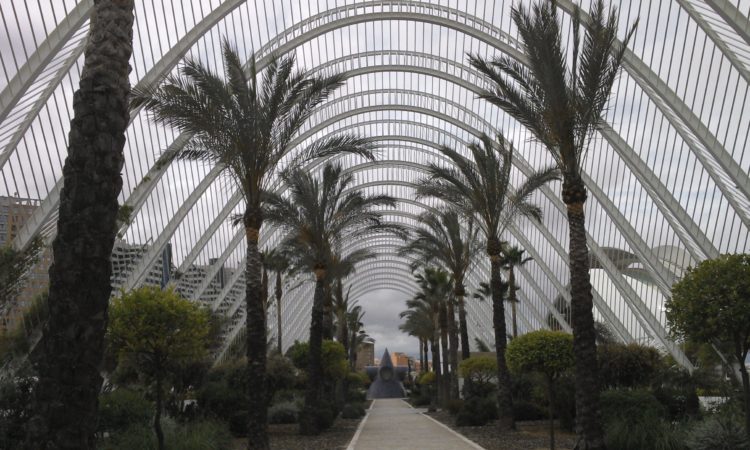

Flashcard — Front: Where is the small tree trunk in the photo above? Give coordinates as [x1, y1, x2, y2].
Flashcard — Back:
[321, 280, 333, 340]
[245, 225, 269, 450]
[563, 178, 604, 449]
[423, 340, 429, 374]
[547, 375, 556, 450]
[439, 305, 451, 403]
[430, 336, 440, 410]
[154, 368, 165, 450]
[275, 272, 283, 353]
[509, 269, 518, 338]
[447, 301, 460, 400]
[300, 270, 326, 435]
[489, 245, 515, 431]
[457, 293, 471, 360]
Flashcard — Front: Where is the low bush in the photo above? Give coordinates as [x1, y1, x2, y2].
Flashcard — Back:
[196, 380, 245, 422]
[455, 397, 498, 427]
[102, 419, 232, 450]
[600, 389, 665, 424]
[598, 343, 665, 389]
[604, 416, 683, 450]
[512, 400, 547, 421]
[98, 388, 152, 434]
[0, 376, 35, 449]
[228, 410, 248, 437]
[685, 415, 749, 450]
[348, 388, 367, 403]
[445, 399, 464, 416]
[268, 401, 299, 424]
[341, 402, 366, 419]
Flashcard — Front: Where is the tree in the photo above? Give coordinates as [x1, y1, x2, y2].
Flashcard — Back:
[264, 162, 400, 435]
[666, 254, 750, 438]
[507, 331, 575, 450]
[399, 210, 483, 365]
[417, 133, 558, 430]
[26, 2, 135, 448]
[399, 304, 432, 374]
[501, 245, 532, 339]
[324, 250, 375, 340]
[263, 248, 290, 353]
[469, 1, 637, 445]
[133, 41, 373, 449]
[347, 304, 368, 370]
[107, 286, 210, 450]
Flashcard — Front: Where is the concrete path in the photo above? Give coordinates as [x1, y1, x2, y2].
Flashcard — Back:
[347, 399, 484, 450]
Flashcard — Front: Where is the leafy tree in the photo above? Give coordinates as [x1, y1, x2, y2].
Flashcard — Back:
[459, 355, 498, 398]
[399, 303, 432, 375]
[666, 254, 750, 438]
[469, 1, 637, 446]
[399, 210, 483, 362]
[507, 330, 575, 450]
[107, 286, 210, 450]
[27, 2, 135, 447]
[265, 162, 398, 434]
[134, 40, 373, 450]
[285, 340, 349, 381]
[417, 133, 557, 429]
[501, 245, 532, 339]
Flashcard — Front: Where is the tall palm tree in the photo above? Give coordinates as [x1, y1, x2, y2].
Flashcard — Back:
[501, 245, 532, 339]
[133, 41, 374, 449]
[323, 249, 375, 340]
[332, 283, 353, 355]
[263, 248, 290, 353]
[399, 210, 483, 361]
[399, 303, 432, 374]
[417, 133, 558, 430]
[28, 2, 135, 448]
[469, 1, 637, 445]
[347, 304, 367, 370]
[264, 162, 400, 435]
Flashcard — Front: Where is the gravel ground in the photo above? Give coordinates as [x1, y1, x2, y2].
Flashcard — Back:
[428, 410, 579, 450]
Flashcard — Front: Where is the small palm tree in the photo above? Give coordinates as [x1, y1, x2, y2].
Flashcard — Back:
[417, 133, 558, 430]
[263, 248, 290, 353]
[399, 308, 432, 374]
[134, 40, 374, 449]
[346, 304, 367, 370]
[469, 1, 637, 445]
[399, 210, 483, 361]
[264, 162, 401, 435]
[323, 249, 375, 340]
[501, 245, 532, 339]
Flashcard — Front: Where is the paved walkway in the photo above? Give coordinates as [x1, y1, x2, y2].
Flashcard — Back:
[347, 399, 484, 450]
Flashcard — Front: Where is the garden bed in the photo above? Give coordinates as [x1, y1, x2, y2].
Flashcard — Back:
[427, 409, 578, 450]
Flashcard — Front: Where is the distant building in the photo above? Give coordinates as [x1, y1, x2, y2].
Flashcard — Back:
[390, 351, 409, 367]
[0, 196, 52, 332]
[356, 337, 375, 371]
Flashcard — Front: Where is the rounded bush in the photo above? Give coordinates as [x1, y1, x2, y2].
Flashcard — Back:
[455, 397, 498, 427]
[685, 416, 749, 450]
[600, 388, 665, 424]
[268, 401, 299, 424]
[341, 403, 366, 419]
[98, 389, 152, 434]
[512, 400, 547, 421]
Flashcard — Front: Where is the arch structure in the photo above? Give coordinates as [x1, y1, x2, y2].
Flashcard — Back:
[2, 0, 749, 369]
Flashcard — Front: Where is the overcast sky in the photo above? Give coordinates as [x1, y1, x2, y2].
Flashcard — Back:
[359, 289, 418, 359]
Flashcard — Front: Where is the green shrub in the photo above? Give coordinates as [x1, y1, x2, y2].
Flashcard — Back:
[0, 376, 35, 449]
[313, 403, 336, 430]
[228, 410, 248, 437]
[98, 388, 152, 434]
[604, 416, 683, 450]
[196, 380, 245, 421]
[600, 389, 665, 424]
[418, 371, 436, 385]
[341, 402, 366, 419]
[512, 400, 547, 421]
[598, 343, 665, 389]
[455, 397, 498, 427]
[268, 401, 299, 424]
[348, 388, 367, 403]
[102, 419, 232, 450]
[685, 416, 750, 450]
[446, 399, 464, 416]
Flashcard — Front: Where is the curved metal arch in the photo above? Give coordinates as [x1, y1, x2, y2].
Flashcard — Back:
[705, 0, 750, 46]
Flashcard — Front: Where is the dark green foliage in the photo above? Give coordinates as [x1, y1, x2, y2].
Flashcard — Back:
[266, 353, 296, 402]
[446, 399, 464, 416]
[0, 376, 35, 448]
[228, 411, 248, 437]
[348, 388, 367, 403]
[196, 379, 245, 423]
[101, 419, 233, 450]
[604, 417, 684, 450]
[268, 401, 299, 424]
[455, 397, 498, 427]
[512, 400, 547, 421]
[685, 416, 750, 450]
[285, 340, 348, 380]
[598, 343, 665, 389]
[600, 389, 666, 424]
[98, 389, 152, 434]
[341, 403, 366, 419]
[313, 401, 337, 431]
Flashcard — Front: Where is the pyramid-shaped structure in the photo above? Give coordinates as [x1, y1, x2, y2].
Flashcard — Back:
[367, 348, 406, 399]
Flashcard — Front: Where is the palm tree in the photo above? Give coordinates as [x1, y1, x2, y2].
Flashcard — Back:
[501, 245, 532, 339]
[399, 305, 432, 374]
[264, 162, 400, 435]
[133, 41, 374, 449]
[468, 1, 637, 445]
[417, 133, 558, 430]
[399, 210, 483, 362]
[347, 304, 367, 370]
[402, 268, 453, 405]
[263, 248, 290, 353]
[324, 249, 375, 340]
[27, 2, 135, 448]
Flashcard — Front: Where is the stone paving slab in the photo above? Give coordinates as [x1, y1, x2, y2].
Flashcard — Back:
[347, 399, 484, 450]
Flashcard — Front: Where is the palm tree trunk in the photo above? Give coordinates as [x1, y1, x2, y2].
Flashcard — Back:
[418, 338, 425, 374]
[300, 269, 326, 435]
[430, 336, 440, 408]
[456, 291, 471, 360]
[563, 178, 604, 449]
[275, 272, 283, 353]
[509, 269, 518, 338]
[489, 248, 515, 430]
[439, 305, 450, 403]
[422, 340, 429, 374]
[26, 2, 134, 448]
[447, 301, 460, 400]
[245, 226, 269, 449]
[321, 280, 333, 340]
[261, 266, 269, 320]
